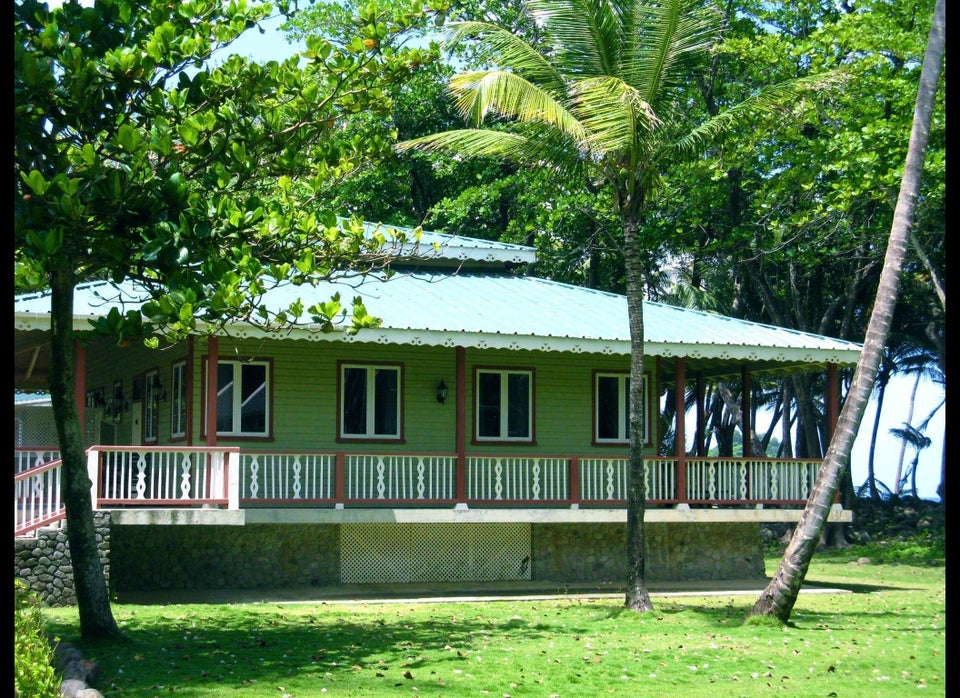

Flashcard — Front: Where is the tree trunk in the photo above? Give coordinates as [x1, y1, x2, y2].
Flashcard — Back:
[893, 370, 922, 495]
[867, 373, 888, 499]
[49, 264, 119, 639]
[623, 213, 654, 612]
[748, 0, 943, 624]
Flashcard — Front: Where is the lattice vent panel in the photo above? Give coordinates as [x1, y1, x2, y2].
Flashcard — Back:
[340, 523, 531, 584]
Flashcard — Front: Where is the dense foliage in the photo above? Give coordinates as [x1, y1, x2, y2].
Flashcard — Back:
[14, 580, 60, 698]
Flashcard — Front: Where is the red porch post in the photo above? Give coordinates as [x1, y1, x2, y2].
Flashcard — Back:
[455, 346, 467, 505]
[674, 357, 687, 503]
[741, 366, 752, 458]
[205, 336, 218, 503]
[695, 371, 705, 456]
[74, 340, 86, 434]
[826, 363, 840, 504]
[205, 336, 218, 447]
[826, 363, 839, 441]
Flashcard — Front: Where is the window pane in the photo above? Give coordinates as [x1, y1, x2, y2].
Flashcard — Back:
[506, 372, 530, 438]
[172, 364, 186, 436]
[478, 372, 501, 437]
[239, 364, 267, 433]
[597, 376, 619, 439]
[216, 363, 234, 433]
[373, 368, 398, 435]
[343, 367, 367, 434]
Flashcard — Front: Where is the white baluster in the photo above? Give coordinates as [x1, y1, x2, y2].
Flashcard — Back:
[135, 453, 147, 499]
[292, 457, 302, 499]
[376, 456, 386, 499]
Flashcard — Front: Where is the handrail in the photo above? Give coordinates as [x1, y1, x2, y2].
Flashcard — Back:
[17, 447, 827, 536]
[15, 458, 66, 537]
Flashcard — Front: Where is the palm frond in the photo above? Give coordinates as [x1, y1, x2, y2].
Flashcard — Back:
[570, 75, 659, 153]
[394, 128, 531, 161]
[445, 21, 568, 96]
[667, 69, 851, 158]
[395, 126, 588, 178]
[527, 0, 624, 77]
[448, 70, 588, 144]
[625, 0, 722, 100]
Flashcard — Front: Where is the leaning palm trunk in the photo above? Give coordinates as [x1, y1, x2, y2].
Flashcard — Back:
[749, 0, 944, 624]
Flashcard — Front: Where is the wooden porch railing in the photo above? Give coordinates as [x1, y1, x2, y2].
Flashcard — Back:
[15, 457, 65, 537]
[15, 446, 825, 536]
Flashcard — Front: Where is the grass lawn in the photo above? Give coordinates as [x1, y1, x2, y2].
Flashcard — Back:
[41, 549, 945, 697]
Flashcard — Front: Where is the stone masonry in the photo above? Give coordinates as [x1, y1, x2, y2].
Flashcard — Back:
[17, 518, 766, 600]
[14, 512, 111, 607]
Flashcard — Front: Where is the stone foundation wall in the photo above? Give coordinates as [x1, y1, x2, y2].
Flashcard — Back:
[19, 519, 766, 600]
[531, 522, 766, 583]
[14, 512, 111, 607]
[110, 521, 765, 592]
[111, 524, 340, 591]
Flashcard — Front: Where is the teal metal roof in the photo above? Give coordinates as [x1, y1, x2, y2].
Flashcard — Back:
[15, 270, 863, 377]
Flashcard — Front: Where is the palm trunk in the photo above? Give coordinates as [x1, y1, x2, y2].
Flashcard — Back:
[622, 210, 654, 612]
[748, 0, 944, 624]
[49, 264, 120, 639]
[867, 375, 888, 498]
[893, 370, 922, 495]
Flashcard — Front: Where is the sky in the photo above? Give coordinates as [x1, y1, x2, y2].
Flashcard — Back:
[166, 11, 945, 501]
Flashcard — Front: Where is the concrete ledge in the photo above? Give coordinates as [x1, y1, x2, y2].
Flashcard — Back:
[109, 509, 246, 526]
[224, 506, 853, 525]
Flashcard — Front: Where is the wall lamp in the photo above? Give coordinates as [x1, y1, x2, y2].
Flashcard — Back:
[111, 385, 130, 423]
[436, 379, 448, 405]
[151, 375, 167, 404]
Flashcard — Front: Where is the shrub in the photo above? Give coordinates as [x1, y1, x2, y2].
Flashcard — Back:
[14, 579, 60, 698]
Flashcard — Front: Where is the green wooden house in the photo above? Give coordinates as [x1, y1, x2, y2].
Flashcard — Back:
[15, 224, 861, 593]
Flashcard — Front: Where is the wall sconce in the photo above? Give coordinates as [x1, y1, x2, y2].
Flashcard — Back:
[151, 375, 167, 404]
[111, 385, 129, 423]
[436, 379, 448, 405]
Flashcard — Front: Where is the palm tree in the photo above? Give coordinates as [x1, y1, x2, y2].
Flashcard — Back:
[397, 0, 847, 611]
[749, 0, 944, 624]
[889, 423, 932, 499]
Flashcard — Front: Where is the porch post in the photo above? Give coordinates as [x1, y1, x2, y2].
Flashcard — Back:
[455, 346, 467, 506]
[826, 363, 839, 441]
[674, 357, 687, 503]
[74, 340, 86, 439]
[741, 366, 752, 458]
[205, 336, 218, 446]
[205, 336, 218, 507]
[695, 371, 705, 457]
[187, 335, 195, 445]
[826, 363, 841, 505]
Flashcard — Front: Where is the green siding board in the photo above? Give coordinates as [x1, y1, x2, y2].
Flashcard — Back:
[79, 335, 656, 456]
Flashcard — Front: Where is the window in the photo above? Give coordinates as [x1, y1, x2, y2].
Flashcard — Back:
[594, 371, 647, 444]
[475, 368, 533, 442]
[143, 369, 160, 443]
[170, 361, 187, 439]
[213, 360, 270, 437]
[339, 363, 401, 440]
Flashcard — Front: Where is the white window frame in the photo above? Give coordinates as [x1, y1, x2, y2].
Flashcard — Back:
[339, 363, 402, 440]
[170, 361, 187, 439]
[212, 359, 270, 438]
[594, 371, 647, 445]
[475, 368, 533, 442]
